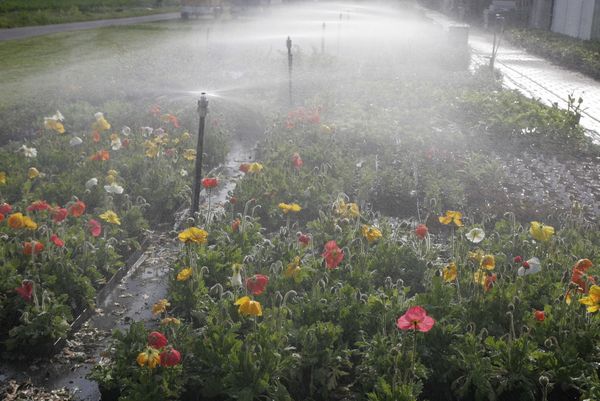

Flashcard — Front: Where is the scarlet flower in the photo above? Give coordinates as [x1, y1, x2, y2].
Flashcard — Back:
[298, 233, 311, 247]
[27, 200, 50, 212]
[201, 177, 218, 189]
[246, 274, 269, 295]
[164, 113, 180, 128]
[292, 152, 303, 170]
[396, 306, 435, 332]
[159, 348, 181, 367]
[88, 219, 102, 237]
[232, 219, 241, 232]
[322, 240, 344, 269]
[0, 202, 12, 215]
[90, 149, 110, 161]
[534, 310, 545, 322]
[52, 207, 68, 223]
[23, 241, 44, 255]
[68, 200, 86, 217]
[50, 234, 65, 247]
[522, 261, 530, 269]
[15, 280, 34, 302]
[415, 224, 428, 239]
[148, 331, 168, 349]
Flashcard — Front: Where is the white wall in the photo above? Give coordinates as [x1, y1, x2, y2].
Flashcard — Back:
[552, 0, 596, 40]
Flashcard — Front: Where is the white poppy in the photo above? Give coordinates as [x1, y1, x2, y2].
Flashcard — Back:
[70, 136, 83, 146]
[111, 137, 122, 150]
[94, 112, 104, 121]
[518, 257, 541, 276]
[141, 127, 154, 137]
[466, 228, 485, 243]
[104, 182, 124, 194]
[53, 110, 64, 121]
[230, 264, 243, 287]
[19, 145, 37, 158]
[121, 126, 131, 136]
[180, 169, 188, 177]
[86, 178, 98, 189]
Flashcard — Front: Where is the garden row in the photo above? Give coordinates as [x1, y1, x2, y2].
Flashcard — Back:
[92, 73, 600, 401]
[0, 106, 229, 355]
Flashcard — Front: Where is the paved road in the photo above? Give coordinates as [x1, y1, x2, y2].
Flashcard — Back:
[0, 12, 180, 41]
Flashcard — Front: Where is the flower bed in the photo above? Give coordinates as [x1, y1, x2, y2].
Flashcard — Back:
[0, 105, 229, 356]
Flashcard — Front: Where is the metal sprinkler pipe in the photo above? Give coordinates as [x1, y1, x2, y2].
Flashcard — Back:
[191, 93, 209, 218]
[287, 36, 293, 106]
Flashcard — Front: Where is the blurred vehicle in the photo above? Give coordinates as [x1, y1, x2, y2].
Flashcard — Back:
[181, 0, 223, 19]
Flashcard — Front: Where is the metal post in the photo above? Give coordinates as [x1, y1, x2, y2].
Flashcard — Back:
[321, 22, 326, 53]
[191, 93, 209, 217]
[287, 36, 293, 106]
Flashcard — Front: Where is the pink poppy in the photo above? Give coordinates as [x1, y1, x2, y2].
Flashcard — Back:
[88, 219, 102, 237]
[52, 207, 68, 223]
[322, 240, 344, 269]
[27, 200, 50, 212]
[396, 306, 435, 333]
[50, 234, 65, 247]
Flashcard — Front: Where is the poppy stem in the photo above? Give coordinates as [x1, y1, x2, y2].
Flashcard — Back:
[411, 328, 417, 380]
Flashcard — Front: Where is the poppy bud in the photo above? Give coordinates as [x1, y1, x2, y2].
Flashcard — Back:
[539, 375, 549, 386]
[522, 261, 530, 269]
[534, 310, 545, 322]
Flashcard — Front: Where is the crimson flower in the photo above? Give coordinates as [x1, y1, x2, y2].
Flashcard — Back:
[396, 306, 435, 332]
[513, 255, 523, 264]
[88, 219, 102, 237]
[292, 152, 303, 170]
[148, 331, 168, 349]
[415, 224, 428, 239]
[322, 240, 344, 269]
[50, 234, 65, 247]
[52, 207, 68, 223]
[534, 310, 545, 322]
[159, 348, 181, 367]
[298, 233, 311, 247]
[0, 202, 12, 215]
[27, 200, 50, 212]
[201, 177, 218, 189]
[15, 280, 34, 303]
[23, 241, 44, 255]
[246, 274, 269, 295]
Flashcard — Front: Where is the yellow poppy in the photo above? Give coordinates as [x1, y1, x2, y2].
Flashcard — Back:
[285, 256, 302, 279]
[438, 211, 463, 227]
[28, 167, 40, 180]
[145, 143, 159, 158]
[181, 132, 191, 141]
[177, 267, 193, 282]
[0, 171, 6, 185]
[152, 299, 170, 315]
[23, 216, 37, 230]
[248, 162, 264, 173]
[335, 200, 360, 218]
[44, 117, 65, 134]
[442, 262, 457, 282]
[178, 227, 208, 244]
[161, 317, 181, 326]
[8, 213, 25, 229]
[92, 112, 111, 132]
[99, 210, 121, 225]
[529, 221, 554, 242]
[235, 296, 262, 317]
[136, 347, 161, 369]
[580, 285, 600, 313]
[361, 225, 382, 243]
[183, 149, 196, 161]
[468, 249, 484, 264]
[278, 202, 302, 214]
[481, 254, 495, 270]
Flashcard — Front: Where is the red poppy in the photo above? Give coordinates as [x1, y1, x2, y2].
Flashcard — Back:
[246, 274, 269, 295]
[15, 280, 34, 303]
[522, 261, 530, 269]
[534, 310, 545, 322]
[298, 233, 311, 247]
[92, 130, 101, 143]
[201, 177, 218, 189]
[229, 196, 237, 205]
[68, 200, 86, 217]
[415, 224, 428, 239]
[52, 207, 68, 223]
[513, 255, 523, 264]
[484, 273, 497, 292]
[159, 348, 181, 367]
[322, 240, 344, 269]
[165, 114, 180, 128]
[50, 234, 65, 247]
[232, 219, 241, 232]
[148, 331, 168, 349]
[571, 259, 594, 293]
[89, 219, 102, 237]
[122, 138, 130, 148]
[23, 241, 44, 255]
[0, 202, 12, 215]
[396, 306, 435, 332]
[239, 163, 250, 173]
[90, 149, 110, 161]
[0, 212, 4, 223]
[292, 153, 303, 170]
[27, 200, 50, 212]
[149, 104, 161, 116]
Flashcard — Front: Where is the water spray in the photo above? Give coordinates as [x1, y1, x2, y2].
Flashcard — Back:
[321, 22, 326, 54]
[191, 93, 209, 217]
[287, 36, 293, 106]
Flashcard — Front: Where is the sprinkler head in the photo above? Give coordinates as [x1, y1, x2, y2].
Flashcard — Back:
[198, 92, 209, 118]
